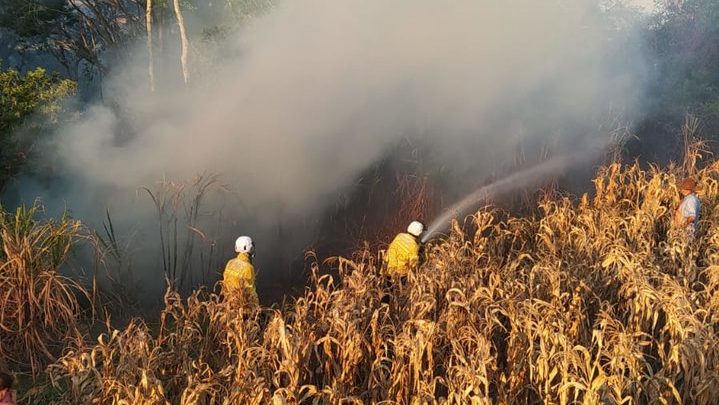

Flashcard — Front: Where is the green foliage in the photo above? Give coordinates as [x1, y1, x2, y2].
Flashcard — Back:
[0, 66, 76, 132]
[0, 0, 70, 38]
[0, 65, 76, 188]
[225, 0, 276, 22]
[641, 0, 719, 142]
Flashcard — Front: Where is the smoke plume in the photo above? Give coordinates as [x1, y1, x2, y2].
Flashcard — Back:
[8, 0, 647, 300]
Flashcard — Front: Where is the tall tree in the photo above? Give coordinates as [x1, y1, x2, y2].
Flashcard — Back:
[172, 0, 190, 84]
[630, 0, 719, 160]
[146, 0, 155, 92]
[0, 0, 145, 78]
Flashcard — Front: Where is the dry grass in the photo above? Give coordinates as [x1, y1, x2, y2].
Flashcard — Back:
[8, 144, 719, 403]
[142, 173, 226, 293]
[0, 202, 90, 377]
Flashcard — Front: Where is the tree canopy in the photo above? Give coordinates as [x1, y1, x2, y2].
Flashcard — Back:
[0, 65, 76, 188]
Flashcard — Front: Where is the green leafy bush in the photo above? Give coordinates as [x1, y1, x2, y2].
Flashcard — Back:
[0, 65, 76, 188]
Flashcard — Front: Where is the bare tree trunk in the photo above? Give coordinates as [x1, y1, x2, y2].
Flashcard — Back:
[173, 0, 190, 85]
[157, 2, 165, 76]
[158, 3, 164, 54]
[146, 0, 155, 92]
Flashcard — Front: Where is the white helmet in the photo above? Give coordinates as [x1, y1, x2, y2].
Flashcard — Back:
[407, 221, 425, 237]
[235, 236, 255, 254]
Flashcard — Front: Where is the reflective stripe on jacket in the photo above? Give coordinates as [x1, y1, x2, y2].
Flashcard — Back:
[385, 232, 420, 276]
[223, 253, 258, 304]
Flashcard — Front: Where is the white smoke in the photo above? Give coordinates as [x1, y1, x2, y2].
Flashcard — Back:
[11, 0, 647, 297]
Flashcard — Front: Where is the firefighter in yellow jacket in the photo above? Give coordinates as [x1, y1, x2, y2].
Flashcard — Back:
[223, 235, 259, 305]
[385, 220, 425, 277]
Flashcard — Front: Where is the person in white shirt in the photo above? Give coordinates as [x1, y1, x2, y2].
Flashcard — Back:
[674, 177, 700, 238]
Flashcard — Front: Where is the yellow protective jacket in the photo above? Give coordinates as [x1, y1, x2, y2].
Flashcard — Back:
[385, 232, 420, 277]
[222, 253, 259, 304]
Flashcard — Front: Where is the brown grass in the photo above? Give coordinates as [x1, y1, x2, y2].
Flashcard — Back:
[0, 202, 90, 377]
[7, 139, 719, 403]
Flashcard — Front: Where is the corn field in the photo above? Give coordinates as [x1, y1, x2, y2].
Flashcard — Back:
[0, 203, 89, 377]
[5, 154, 719, 403]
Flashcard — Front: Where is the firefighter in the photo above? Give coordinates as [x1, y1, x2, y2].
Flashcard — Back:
[222, 236, 259, 305]
[383, 220, 425, 292]
[674, 177, 700, 239]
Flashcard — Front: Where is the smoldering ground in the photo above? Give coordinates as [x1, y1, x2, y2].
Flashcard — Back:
[5, 0, 648, 304]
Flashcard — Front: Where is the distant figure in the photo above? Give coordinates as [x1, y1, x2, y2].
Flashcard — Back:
[674, 177, 700, 238]
[385, 220, 425, 279]
[222, 236, 259, 306]
[0, 372, 16, 405]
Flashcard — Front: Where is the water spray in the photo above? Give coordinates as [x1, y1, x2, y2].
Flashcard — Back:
[421, 139, 609, 243]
